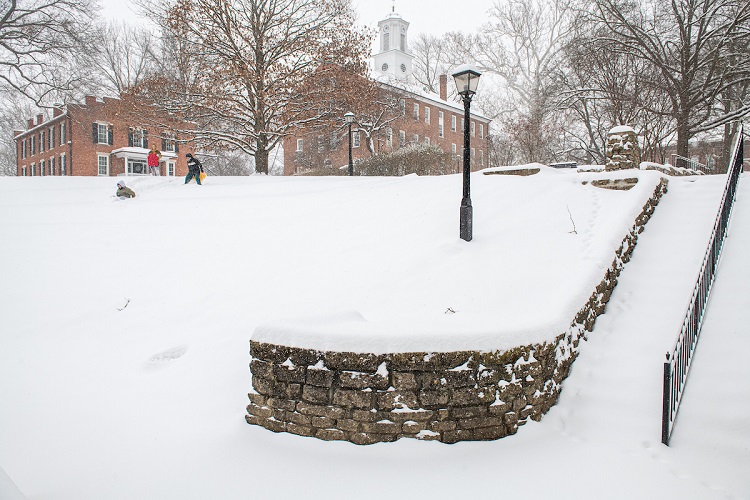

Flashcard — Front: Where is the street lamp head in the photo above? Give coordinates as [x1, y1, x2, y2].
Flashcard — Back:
[452, 65, 482, 98]
[344, 112, 355, 123]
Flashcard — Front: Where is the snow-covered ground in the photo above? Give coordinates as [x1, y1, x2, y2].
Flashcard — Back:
[0, 168, 747, 499]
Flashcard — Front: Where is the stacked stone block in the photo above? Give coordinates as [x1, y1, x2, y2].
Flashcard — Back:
[247, 178, 669, 444]
[606, 126, 641, 171]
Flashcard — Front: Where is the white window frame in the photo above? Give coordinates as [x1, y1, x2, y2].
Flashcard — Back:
[129, 127, 146, 148]
[413, 103, 419, 120]
[425, 107, 431, 125]
[60, 122, 66, 144]
[167, 161, 176, 177]
[49, 126, 54, 149]
[22, 165, 27, 176]
[385, 127, 393, 147]
[451, 143, 457, 155]
[451, 115, 457, 132]
[412, 134, 418, 144]
[30, 136, 36, 155]
[97, 154, 109, 176]
[49, 156, 55, 175]
[21, 139, 27, 159]
[97, 123, 109, 144]
[31, 162, 36, 176]
[352, 130, 360, 148]
[40, 159, 45, 176]
[39, 131, 45, 153]
[480, 149, 484, 166]
[399, 130, 406, 148]
[438, 111, 444, 138]
[471, 121, 475, 137]
[480, 124, 484, 139]
[296, 138, 303, 152]
[60, 153, 66, 176]
[424, 137, 430, 146]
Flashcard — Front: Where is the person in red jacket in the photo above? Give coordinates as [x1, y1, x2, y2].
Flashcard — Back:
[147, 146, 162, 176]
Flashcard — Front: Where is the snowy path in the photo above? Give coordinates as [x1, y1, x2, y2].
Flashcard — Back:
[545, 173, 749, 497]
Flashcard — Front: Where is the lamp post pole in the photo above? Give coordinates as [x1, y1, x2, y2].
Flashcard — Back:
[452, 65, 481, 242]
[345, 112, 355, 176]
[460, 93, 472, 241]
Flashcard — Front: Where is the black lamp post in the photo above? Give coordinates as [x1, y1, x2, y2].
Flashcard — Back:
[452, 66, 481, 242]
[345, 112, 355, 176]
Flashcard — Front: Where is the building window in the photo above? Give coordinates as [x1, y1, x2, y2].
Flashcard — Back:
[49, 157, 55, 175]
[22, 165, 26, 176]
[30, 136, 36, 155]
[31, 163, 36, 176]
[49, 126, 55, 149]
[21, 139, 26, 159]
[399, 130, 406, 147]
[296, 138, 303, 152]
[352, 130, 360, 148]
[424, 137, 430, 146]
[480, 149, 484, 166]
[400, 33, 406, 51]
[317, 134, 325, 153]
[162, 134, 177, 152]
[425, 107, 431, 125]
[412, 134, 418, 144]
[40, 159, 45, 176]
[168, 162, 175, 176]
[98, 154, 109, 176]
[383, 32, 390, 52]
[60, 122, 66, 144]
[128, 127, 147, 148]
[413, 104, 419, 120]
[127, 159, 147, 175]
[40, 131, 45, 153]
[471, 121, 475, 137]
[399, 99, 405, 116]
[451, 143, 457, 155]
[438, 111, 444, 138]
[471, 147, 475, 158]
[480, 124, 484, 139]
[60, 154, 66, 175]
[96, 123, 109, 144]
[451, 115, 457, 132]
[386, 127, 393, 147]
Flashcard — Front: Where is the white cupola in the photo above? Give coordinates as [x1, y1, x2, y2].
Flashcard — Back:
[373, 9, 414, 82]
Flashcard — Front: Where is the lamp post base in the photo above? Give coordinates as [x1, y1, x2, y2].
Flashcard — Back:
[460, 203, 473, 241]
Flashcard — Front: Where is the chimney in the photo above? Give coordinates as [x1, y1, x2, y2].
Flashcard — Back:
[53, 103, 64, 118]
[439, 74, 448, 101]
[27, 118, 34, 129]
[14, 130, 23, 138]
[36, 114, 44, 125]
[85, 95, 97, 106]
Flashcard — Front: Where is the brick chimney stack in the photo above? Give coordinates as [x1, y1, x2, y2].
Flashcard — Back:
[36, 114, 44, 125]
[27, 118, 34, 129]
[85, 95, 97, 106]
[53, 103, 64, 118]
[439, 74, 448, 101]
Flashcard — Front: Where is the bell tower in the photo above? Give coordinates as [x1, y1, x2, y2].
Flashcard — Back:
[373, 8, 414, 82]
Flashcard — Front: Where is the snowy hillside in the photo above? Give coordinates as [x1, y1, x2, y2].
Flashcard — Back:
[0, 170, 747, 499]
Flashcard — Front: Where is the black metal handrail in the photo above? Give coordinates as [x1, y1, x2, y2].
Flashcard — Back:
[661, 123, 744, 446]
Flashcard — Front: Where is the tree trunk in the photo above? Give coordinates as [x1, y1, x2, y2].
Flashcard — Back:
[676, 114, 690, 159]
[255, 134, 269, 174]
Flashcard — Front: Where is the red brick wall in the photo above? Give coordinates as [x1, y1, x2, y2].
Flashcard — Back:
[284, 91, 491, 175]
[15, 96, 194, 177]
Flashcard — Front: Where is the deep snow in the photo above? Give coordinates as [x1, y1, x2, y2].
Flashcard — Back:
[0, 168, 747, 499]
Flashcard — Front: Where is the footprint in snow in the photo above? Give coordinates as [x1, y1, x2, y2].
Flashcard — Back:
[146, 345, 187, 367]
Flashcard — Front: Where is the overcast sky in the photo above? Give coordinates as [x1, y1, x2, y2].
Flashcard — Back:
[98, 0, 497, 37]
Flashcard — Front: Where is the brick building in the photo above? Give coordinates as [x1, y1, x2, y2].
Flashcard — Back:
[284, 10, 491, 176]
[13, 96, 194, 177]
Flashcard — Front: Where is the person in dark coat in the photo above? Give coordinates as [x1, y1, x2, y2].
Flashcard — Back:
[116, 180, 136, 198]
[185, 153, 203, 185]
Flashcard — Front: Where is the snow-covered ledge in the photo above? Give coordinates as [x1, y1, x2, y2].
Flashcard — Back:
[247, 178, 669, 444]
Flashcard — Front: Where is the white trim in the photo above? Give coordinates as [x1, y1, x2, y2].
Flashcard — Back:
[97, 154, 109, 176]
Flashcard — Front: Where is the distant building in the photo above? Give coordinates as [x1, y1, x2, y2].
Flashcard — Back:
[283, 9, 491, 176]
[13, 95, 195, 177]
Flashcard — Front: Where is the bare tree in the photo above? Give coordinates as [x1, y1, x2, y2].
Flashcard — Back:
[443, 0, 576, 163]
[411, 33, 452, 94]
[136, 0, 372, 174]
[87, 21, 159, 95]
[0, 0, 96, 104]
[585, 0, 750, 157]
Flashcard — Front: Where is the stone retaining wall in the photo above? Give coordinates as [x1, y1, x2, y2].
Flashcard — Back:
[247, 178, 669, 444]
